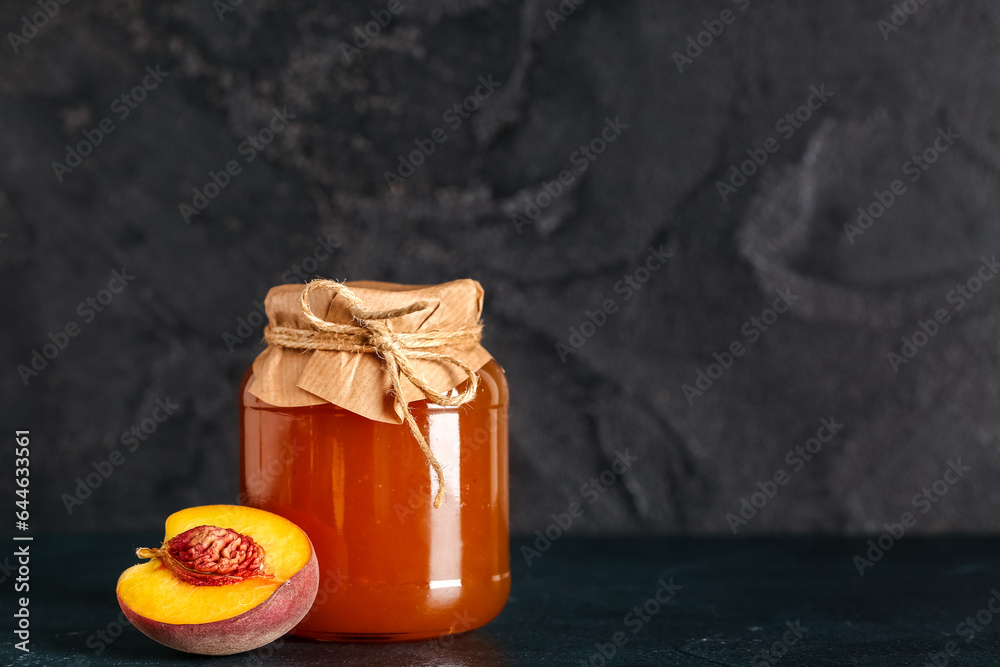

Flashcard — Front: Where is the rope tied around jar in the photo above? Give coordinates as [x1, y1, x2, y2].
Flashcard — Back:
[262, 279, 483, 508]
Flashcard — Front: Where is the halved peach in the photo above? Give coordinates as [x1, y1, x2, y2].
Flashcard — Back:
[117, 504, 318, 656]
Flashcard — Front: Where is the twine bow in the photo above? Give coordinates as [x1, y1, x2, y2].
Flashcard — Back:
[262, 280, 483, 508]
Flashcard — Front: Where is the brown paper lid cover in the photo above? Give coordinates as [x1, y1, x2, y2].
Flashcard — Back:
[247, 279, 492, 424]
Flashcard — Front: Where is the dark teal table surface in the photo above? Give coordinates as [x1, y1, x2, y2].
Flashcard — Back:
[5, 535, 1000, 666]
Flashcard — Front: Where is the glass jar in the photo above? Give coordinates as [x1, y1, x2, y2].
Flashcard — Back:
[239, 358, 509, 642]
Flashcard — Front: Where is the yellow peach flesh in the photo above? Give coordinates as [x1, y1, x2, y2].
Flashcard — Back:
[117, 505, 312, 625]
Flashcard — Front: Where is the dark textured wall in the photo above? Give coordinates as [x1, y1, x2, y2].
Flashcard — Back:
[4, 0, 1000, 535]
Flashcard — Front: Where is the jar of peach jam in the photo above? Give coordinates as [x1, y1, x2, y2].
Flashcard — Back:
[239, 279, 509, 641]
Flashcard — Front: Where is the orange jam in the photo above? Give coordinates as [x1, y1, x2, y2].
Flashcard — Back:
[239, 358, 509, 641]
